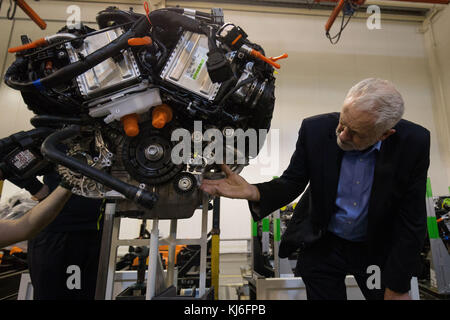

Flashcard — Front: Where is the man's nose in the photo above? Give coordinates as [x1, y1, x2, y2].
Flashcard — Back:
[339, 127, 352, 142]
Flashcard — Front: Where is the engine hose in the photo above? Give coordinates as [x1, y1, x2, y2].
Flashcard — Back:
[30, 115, 91, 128]
[96, 9, 138, 29]
[149, 10, 204, 34]
[41, 125, 159, 208]
[5, 16, 150, 92]
[158, 7, 212, 20]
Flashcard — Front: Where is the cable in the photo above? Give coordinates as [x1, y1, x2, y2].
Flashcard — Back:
[326, 1, 353, 44]
[6, 0, 17, 20]
[326, 0, 356, 45]
[23, 21, 134, 59]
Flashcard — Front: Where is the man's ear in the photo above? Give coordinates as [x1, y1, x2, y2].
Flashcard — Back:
[379, 129, 396, 141]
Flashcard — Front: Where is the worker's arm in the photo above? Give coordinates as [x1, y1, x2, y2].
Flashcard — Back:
[0, 186, 72, 248]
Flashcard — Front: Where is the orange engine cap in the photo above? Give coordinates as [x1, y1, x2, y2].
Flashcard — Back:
[152, 104, 173, 129]
[121, 113, 140, 137]
[9, 246, 23, 255]
[128, 36, 153, 47]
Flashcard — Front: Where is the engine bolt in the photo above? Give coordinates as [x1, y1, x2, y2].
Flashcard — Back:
[144, 144, 164, 161]
[178, 176, 193, 191]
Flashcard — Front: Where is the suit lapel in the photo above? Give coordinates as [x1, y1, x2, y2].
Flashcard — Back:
[322, 126, 344, 224]
[368, 135, 396, 223]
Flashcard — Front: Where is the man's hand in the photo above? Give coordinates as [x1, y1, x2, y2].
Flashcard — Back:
[200, 164, 260, 201]
[384, 287, 411, 300]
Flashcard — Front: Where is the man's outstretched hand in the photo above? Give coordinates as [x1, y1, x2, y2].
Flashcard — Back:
[200, 164, 260, 201]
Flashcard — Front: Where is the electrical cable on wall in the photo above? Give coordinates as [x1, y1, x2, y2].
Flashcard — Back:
[326, 8, 353, 44]
[6, 0, 18, 20]
[325, 0, 362, 44]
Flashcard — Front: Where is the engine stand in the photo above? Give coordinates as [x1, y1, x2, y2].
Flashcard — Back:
[94, 192, 214, 300]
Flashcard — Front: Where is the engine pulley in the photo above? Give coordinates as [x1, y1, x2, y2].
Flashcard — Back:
[121, 123, 183, 185]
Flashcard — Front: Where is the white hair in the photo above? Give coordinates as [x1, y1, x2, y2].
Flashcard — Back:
[345, 78, 404, 133]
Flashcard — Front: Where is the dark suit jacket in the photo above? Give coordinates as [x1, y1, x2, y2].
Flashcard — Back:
[248, 112, 430, 293]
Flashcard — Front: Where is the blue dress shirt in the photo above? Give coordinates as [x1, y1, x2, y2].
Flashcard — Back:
[328, 141, 382, 241]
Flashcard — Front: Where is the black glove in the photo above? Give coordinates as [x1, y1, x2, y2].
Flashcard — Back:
[6, 175, 44, 195]
[58, 177, 73, 191]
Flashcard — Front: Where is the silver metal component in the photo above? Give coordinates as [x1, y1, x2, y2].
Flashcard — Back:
[86, 82, 149, 108]
[135, 188, 143, 200]
[252, 79, 267, 108]
[160, 31, 221, 101]
[65, 28, 141, 99]
[58, 131, 114, 198]
[226, 51, 236, 63]
[104, 190, 126, 200]
[233, 61, 267, 108]
[183, 8, 196, 17]
[46, 33, 77, 43]
[234, 62, 254, 103]
[244, 80, 258, 105]
[178, 176, 193, 191]
[94, 130, 114, 169]
[144, 144, 164, 161]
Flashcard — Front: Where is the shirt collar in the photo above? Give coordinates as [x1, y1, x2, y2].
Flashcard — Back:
[347, 140, 382, 155]
[373, 140, 382, 151]
[363, 140, 382, 155]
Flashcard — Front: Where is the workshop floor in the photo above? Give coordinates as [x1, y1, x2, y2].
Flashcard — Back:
[218, 253, 251, 300]
[215, 253, 449, 300]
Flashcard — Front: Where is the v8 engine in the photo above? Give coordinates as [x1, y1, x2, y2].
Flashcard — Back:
[3, 7, 280, 219]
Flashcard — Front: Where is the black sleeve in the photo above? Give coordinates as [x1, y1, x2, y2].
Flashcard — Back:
[383, 130, 430, 293]
[248, 120, 310, 221]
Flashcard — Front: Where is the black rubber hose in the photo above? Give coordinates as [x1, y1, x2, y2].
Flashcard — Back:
[149, 10, 204, 34]
[30, 115, 89, 128]
[96, 9, 137, 29]
[41, 125, 159, 208]
[6, 16, 150, 92]
[159, 7, 212, 20]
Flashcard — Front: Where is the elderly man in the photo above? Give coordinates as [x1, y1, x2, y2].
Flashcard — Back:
[200, 78, 430, 300]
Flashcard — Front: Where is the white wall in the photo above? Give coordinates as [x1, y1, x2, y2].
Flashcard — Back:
[0, 1, 448, 253]
[423, 6, 450, 195]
